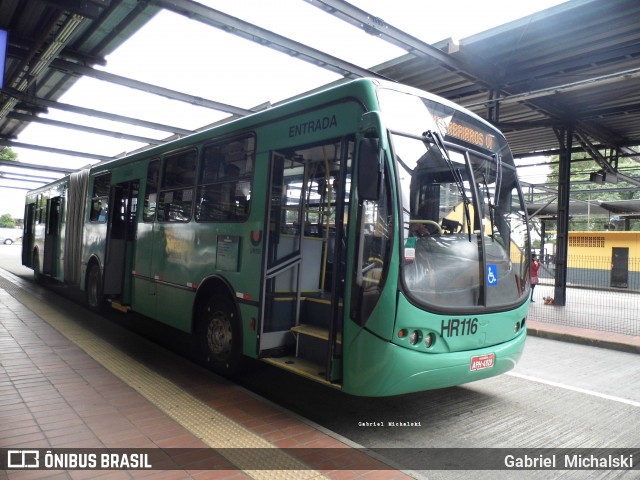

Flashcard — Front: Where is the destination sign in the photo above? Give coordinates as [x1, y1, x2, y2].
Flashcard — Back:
[434, 115, 496, 151]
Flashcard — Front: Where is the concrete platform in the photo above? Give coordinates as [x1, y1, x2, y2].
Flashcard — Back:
[0, 269, 413, 479]
[527, 320, 640, 354]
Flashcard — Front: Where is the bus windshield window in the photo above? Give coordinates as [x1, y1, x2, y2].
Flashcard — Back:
[379, 88, 529, 310]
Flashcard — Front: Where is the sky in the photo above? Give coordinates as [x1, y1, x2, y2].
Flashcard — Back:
[0, 0, 566, 218]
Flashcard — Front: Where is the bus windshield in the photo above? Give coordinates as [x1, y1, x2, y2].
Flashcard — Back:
[378, 87, 529, 311]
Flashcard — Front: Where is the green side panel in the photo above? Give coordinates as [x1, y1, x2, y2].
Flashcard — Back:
[257, 102, 367, 154]
[154, 284, 194, 332]
[110, 161, 148, 184]
[131, 222, 156, 316]
[239, 303, 258, 358]
[121, 241, 135, 304]
[131, 277, 156, 318]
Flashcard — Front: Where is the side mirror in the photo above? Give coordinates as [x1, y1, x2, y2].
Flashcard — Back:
[357, 137, 382, 201]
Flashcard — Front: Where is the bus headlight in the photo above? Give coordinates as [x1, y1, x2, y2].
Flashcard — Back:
[424, 333, 435, 348]
[409, 330, 421, 345]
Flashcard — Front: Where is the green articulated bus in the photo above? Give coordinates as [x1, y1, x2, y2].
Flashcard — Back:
[23, 78, 531, 396]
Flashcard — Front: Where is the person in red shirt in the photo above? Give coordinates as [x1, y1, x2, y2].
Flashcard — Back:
[530, 254, 540, 302]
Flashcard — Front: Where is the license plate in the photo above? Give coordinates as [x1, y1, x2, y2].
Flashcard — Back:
[470, 353, 495, 371]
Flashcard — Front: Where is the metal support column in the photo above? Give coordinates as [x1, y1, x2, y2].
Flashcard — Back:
[553, 126, 573, 306]
[487, 89, 500, 124]
[539, 220, 547, 263]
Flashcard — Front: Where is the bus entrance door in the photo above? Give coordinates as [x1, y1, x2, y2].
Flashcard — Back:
[43, 196, 62, 276]
[261, 145, 349, 385]
[22, 203, 36, 267]
[260, 152, 302, 354]
[103, 180, 139, 305]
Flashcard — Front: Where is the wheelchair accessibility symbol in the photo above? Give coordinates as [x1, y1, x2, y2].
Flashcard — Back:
[486, 264, 498, 286]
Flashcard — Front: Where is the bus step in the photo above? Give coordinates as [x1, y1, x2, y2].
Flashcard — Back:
[262, 356, 341, 390]
[291, 324, 341, 344]
[109, 301, 130, 313]
[292, 323, 341, 366]
[300, 295, 342, 328]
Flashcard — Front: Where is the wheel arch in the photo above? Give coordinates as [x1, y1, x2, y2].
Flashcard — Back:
[192, 275, 242, 335]
[84, 254, 103, 288]
[84, 254, 105, 310]
[193, 275, 245, 376]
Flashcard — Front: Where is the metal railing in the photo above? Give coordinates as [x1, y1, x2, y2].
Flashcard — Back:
[530, 256, 640, 336]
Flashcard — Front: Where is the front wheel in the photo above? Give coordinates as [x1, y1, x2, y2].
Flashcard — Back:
[86, 262, 104, 310]
[196, 295, 243, 376]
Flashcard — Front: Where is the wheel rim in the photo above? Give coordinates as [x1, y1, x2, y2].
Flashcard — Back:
[206, 308, 233, 361]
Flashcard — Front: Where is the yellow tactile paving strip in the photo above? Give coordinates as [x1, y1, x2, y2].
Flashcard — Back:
[9, 288, 326, 480]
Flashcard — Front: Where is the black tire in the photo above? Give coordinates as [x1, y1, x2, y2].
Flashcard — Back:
[86, 262, 104, 310]
[196, 295, 243, 376]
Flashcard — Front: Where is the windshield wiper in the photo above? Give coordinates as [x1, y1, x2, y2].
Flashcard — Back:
[422, 130, 472, 239]
[493, 152, 502, 208]
[481, 173, 496, 240]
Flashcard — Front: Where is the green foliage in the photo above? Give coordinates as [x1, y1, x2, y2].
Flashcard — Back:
[0, 147, 19, 182]
[0, 214, 16, 228]
[0, 147, 18, 162]
[545, 153, 640, 201]
[540, 150, 640, 231]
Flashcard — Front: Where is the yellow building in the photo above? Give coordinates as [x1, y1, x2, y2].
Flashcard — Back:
[544, 231, 640, 289]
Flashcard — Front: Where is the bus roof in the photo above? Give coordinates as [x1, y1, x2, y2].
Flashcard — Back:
[27, 78, 503, 194]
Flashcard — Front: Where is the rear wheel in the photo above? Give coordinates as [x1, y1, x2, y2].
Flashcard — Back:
[86, 262, 104, 310]
[32, 251, 44, 284]
[197, 295, 243, 376]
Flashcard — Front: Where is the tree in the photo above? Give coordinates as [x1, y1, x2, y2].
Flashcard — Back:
[543, 150, 640, 230]
[0, 147, 19, 183]
[0, 213, 16, 228]
[546, 155, 639, 198]
[0, 147, 18, 162]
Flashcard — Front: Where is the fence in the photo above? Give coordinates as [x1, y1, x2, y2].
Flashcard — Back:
[530, 256, 640, 336]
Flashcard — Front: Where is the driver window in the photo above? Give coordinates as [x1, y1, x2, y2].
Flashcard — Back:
[356, 162, 392, 322]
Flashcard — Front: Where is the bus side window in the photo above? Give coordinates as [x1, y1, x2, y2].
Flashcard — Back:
[196, 134, 255, 222]
[36, 194, 46, 224]
[143, 159, 160, 222]
[90, 173, 111, 223]
[157, 150, 197, 222]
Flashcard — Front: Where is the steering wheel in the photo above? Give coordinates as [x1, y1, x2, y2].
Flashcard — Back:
[363, 257, 384, 275]
[411, 219, 443, 235]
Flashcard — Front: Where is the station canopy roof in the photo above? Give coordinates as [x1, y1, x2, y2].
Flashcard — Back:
[1, 0, 640, 219]
[529, 199, 640, 219]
